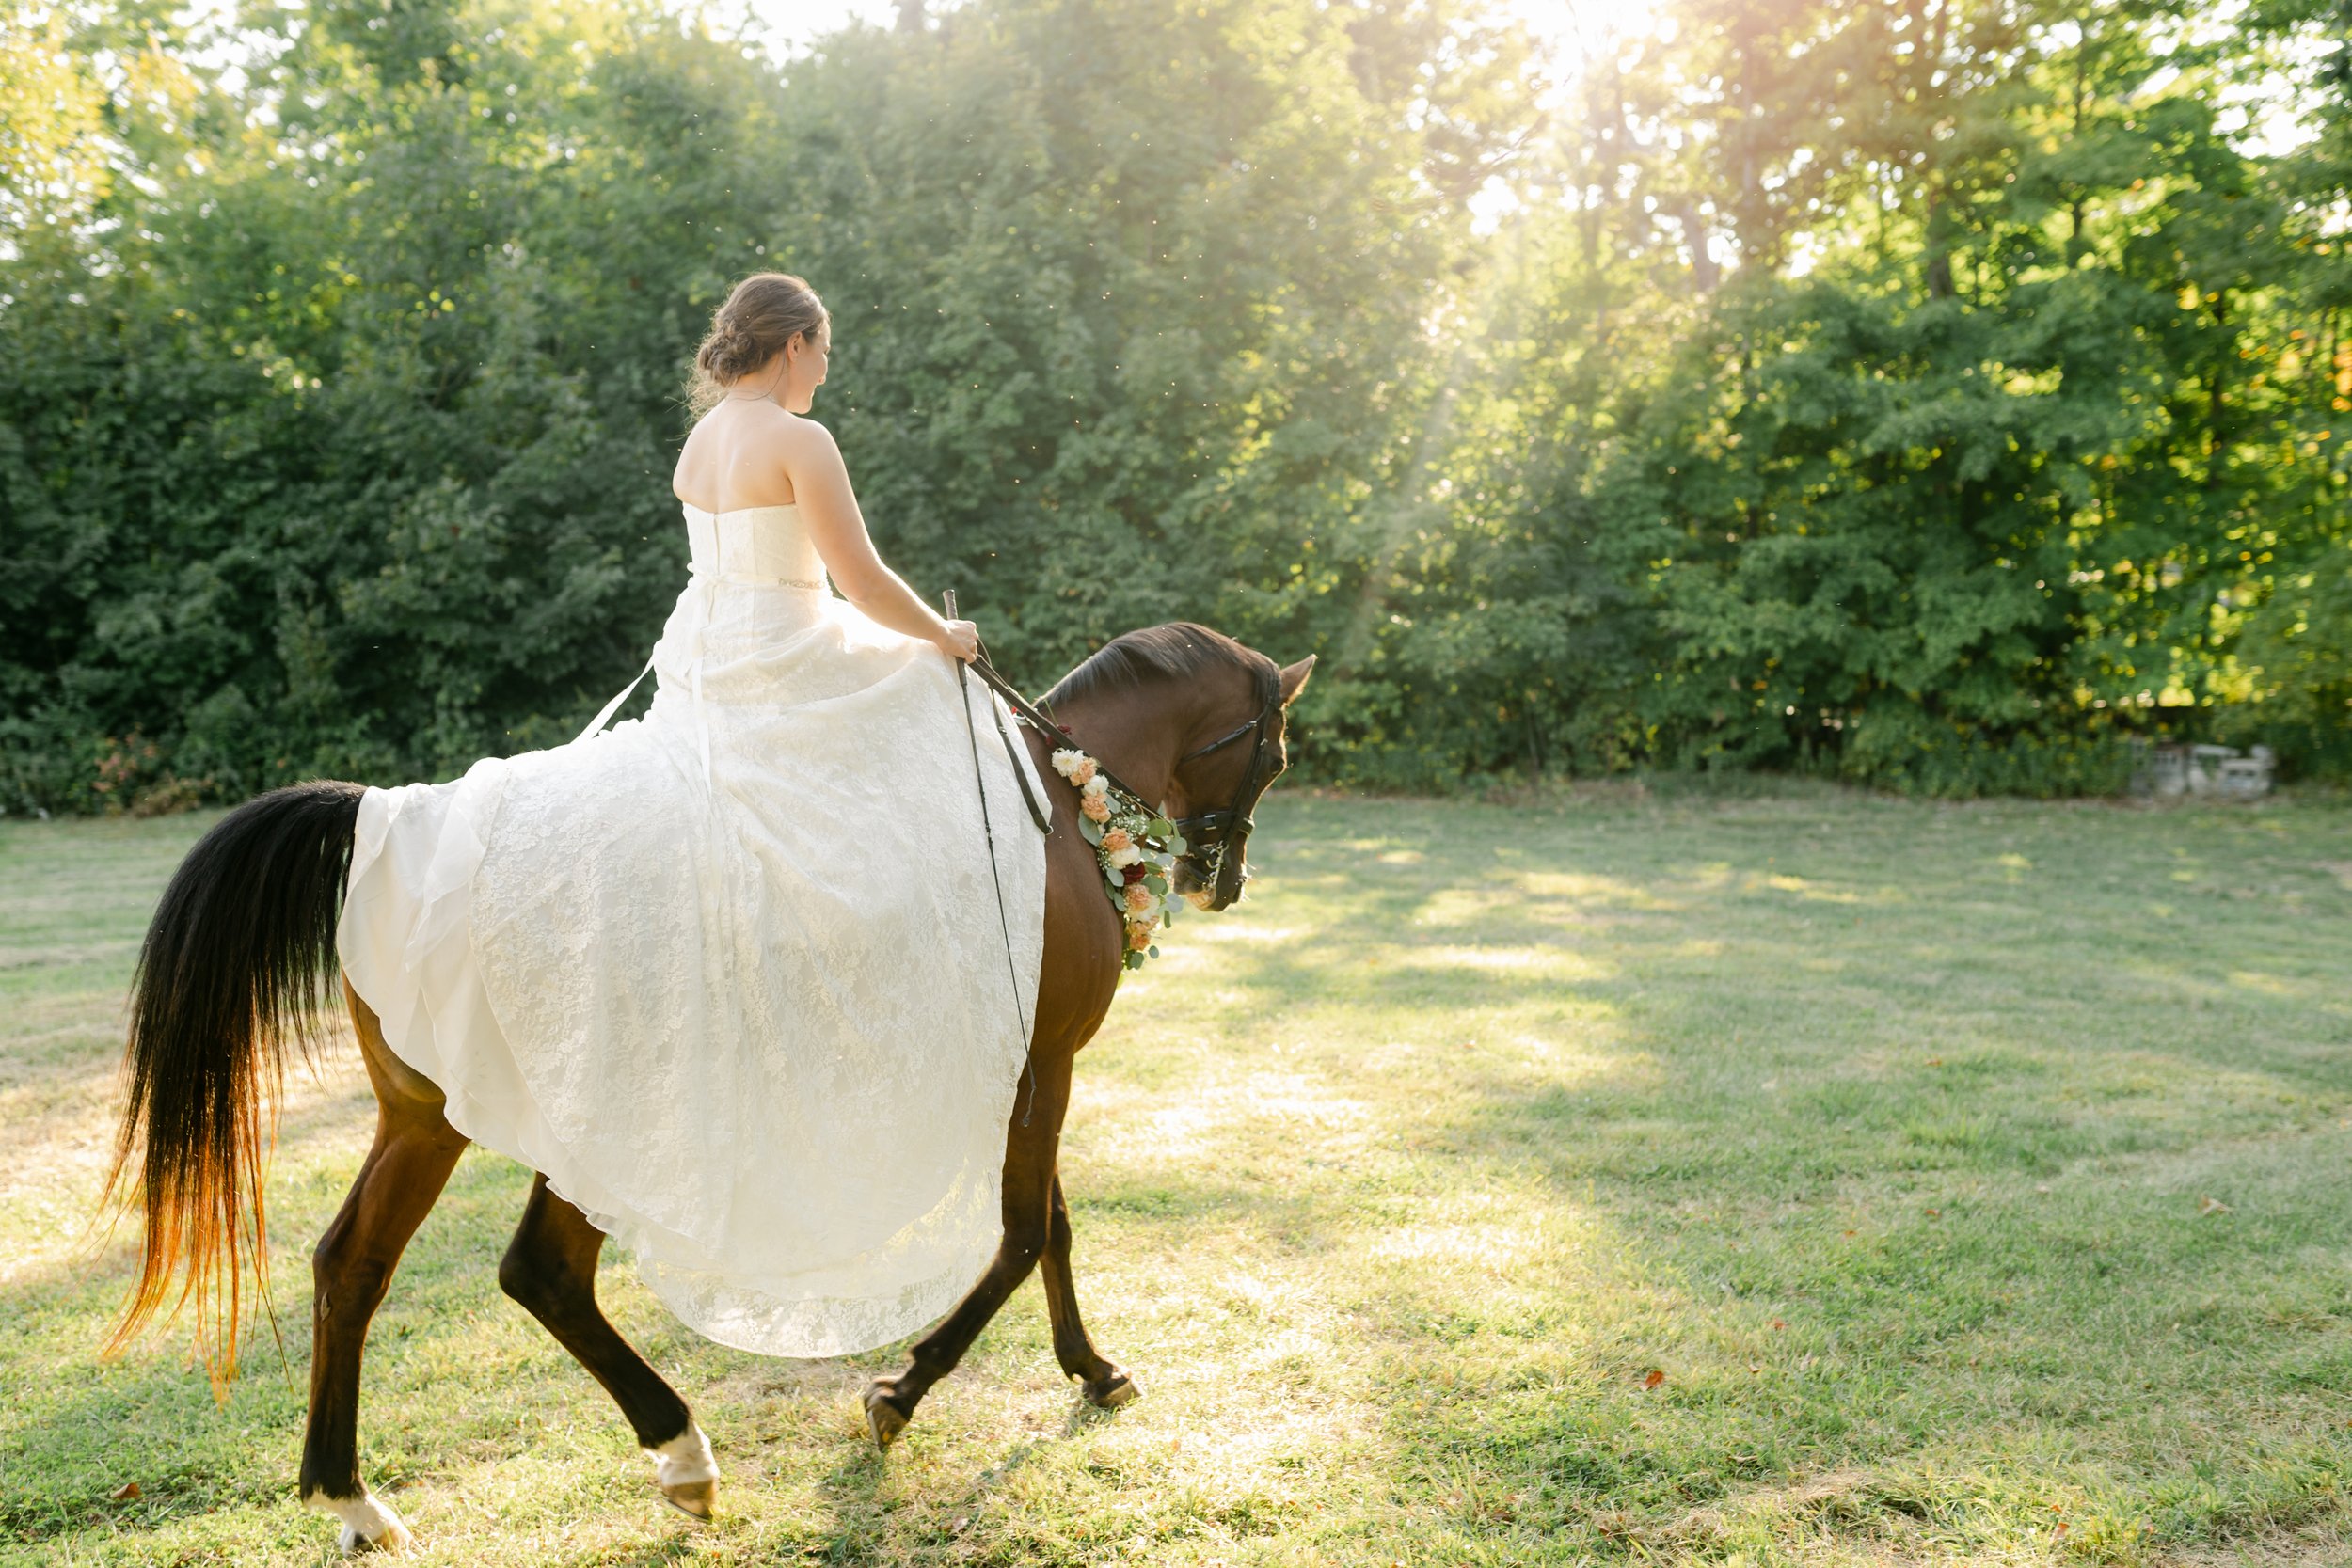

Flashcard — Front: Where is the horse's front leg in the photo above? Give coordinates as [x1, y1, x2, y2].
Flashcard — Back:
[864, 1055, 1069, 1449]
[1041, 1169, 1136, 1409]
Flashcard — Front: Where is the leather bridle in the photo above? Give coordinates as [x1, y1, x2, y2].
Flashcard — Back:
[961, 642, 1283, 911]
[1168, 660, 1284, 910]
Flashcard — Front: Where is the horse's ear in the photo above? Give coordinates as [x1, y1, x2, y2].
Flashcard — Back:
[1278, 655, 1316, 705]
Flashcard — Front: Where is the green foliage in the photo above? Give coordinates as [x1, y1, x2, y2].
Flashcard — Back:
[1434, 0, 2352, 794]
[1, 0, 2346, 811]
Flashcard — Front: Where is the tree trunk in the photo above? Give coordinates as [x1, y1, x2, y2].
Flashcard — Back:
[2207, 289, 2230, 490]
[2068, 31, 2090, 258]
[1922, 0, 1955, 300]
[1671, 197, 1719, 293]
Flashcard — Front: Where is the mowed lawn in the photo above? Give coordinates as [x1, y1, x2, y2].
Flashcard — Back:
[5, 788, 2352, 1566]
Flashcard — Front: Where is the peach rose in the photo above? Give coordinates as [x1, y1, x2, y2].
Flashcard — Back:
[1127, 921, 1155, 951]
[1100, 827, 1132, 854]
[1122, 881, 1155, 914]
[1070, 756, 1098, 786]
[1081, 792, 1112, 823]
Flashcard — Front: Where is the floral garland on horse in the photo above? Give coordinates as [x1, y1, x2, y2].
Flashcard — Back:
[1049, 747, 1193, 969]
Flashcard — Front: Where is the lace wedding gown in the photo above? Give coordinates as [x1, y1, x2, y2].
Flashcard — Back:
[335, 501, 1048, 1356]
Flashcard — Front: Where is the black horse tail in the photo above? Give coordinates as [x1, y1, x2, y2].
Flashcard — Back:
[103, 780, 368, 1386]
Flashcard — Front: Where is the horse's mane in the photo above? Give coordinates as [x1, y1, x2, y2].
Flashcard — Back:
[1043, 622, 1259, 709]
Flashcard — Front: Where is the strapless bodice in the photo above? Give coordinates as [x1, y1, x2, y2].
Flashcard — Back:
[682, 502, 827, 591]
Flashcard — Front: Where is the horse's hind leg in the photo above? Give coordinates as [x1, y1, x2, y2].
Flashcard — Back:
[1040, 1170, 1137, 1409]
[299, 980, 469, 1553]
[498, 1175, 718, 1520]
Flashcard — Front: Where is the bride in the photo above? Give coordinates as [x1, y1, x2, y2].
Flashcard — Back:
[335, 271, 1050, 1358]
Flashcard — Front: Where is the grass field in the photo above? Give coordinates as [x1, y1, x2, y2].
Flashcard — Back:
[5, 786, 2352, 1565]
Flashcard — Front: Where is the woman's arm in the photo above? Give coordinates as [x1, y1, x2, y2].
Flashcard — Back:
[782, 419, 975, 659]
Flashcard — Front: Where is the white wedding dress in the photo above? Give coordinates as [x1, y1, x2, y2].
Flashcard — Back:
[335, 501, 1048, 1356]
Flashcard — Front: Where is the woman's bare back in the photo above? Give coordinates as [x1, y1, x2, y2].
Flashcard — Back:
[674, 401, 803, 513]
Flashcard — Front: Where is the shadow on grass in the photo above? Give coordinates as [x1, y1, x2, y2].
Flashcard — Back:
[1171, 794, 2352, 1554]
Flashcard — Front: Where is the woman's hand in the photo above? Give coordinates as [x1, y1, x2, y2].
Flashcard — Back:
[936, 619, 980, 662]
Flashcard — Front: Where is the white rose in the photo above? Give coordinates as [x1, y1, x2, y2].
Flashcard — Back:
[1107, 843, 1144, 869]
[1052, 748, 1086, 778]
[1082, 773, 1110, 797]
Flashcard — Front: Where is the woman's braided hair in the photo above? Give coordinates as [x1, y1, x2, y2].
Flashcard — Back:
[687, 272, 827, 415]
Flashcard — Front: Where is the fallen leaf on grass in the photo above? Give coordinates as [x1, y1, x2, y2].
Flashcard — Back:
[1769, 1319, 1786, 1330]
[110, 1481, 139, 1501]
[1642, 1369, 1666, 1388]
[2199, 1196, 2232, 1215]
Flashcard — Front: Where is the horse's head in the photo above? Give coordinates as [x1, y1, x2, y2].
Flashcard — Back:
[1164, 641, 1314, 912]
[1043, 622, 1314, 913]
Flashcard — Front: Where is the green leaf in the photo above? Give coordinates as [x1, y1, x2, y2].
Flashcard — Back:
[1166, 834, 1189, 855]
[1148, 816, 1175, 837]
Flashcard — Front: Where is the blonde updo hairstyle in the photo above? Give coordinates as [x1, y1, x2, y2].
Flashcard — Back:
[687, 272, 828, 416]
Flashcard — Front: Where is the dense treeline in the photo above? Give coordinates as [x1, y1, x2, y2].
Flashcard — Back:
[2, 0, 2346, 812]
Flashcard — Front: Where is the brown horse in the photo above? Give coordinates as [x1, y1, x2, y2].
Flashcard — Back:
[103, 621, 1312, 1552]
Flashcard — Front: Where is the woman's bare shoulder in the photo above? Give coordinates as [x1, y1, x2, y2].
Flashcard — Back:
[693, 404, 836, 459]
[771, 410, 839, 457]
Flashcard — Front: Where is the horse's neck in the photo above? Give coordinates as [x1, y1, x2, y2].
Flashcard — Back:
[1050, 692, 1184, 810]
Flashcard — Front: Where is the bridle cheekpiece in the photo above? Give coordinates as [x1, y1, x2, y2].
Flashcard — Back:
[1169, 659, 1284, 910]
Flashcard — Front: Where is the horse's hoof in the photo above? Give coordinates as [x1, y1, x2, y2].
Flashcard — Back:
[309, 1492, 412, 1556]
[661, 1479, 716, 1522]
[338, 1518, 412, 1556]
[649, 1424, 719, 1521]
[1083, 1369, 1140, 1410]
[864, 1382, 912, 1450]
